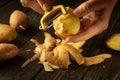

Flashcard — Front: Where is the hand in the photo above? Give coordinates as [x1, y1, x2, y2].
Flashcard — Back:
[20, 0, 54, 14]
[65, 0, 118, 42]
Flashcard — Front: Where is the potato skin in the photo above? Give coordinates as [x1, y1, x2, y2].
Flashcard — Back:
[0, 43, 19, 60]
[0, 24, 17, 42]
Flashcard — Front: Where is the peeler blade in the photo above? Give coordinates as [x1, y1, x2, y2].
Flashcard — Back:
[39, 13, 61, 30]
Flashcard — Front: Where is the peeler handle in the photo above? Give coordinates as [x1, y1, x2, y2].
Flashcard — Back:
[39, 5, 67, 30]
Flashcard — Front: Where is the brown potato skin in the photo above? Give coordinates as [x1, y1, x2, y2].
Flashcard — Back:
[0, 24, 17, 42]
[0, 43, 19, 60]
[9, 10, 29, 32]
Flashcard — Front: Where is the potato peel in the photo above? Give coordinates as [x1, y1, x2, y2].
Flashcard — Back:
[62, 43, 84, 65]
[84, 53, 112, 66]
[22, 32, 112, 72]
[52, 44, 70, 68]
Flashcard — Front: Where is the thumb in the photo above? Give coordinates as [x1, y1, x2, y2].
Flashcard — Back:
[73, 0, 105, 17]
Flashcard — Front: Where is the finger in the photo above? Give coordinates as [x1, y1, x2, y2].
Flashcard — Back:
[73, 0, 106, 17]
[30, 2, 44, 14]
[37, 0, 52, 11]
[65, 20, 108, 42]
[20, 0, 44, 14]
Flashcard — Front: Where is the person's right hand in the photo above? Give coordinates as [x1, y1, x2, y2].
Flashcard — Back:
[20, 0, 54, 14]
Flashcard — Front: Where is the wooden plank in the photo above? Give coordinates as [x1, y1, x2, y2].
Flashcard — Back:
[0, 0, 12, 8]
[0, 0, 28, 24]
[0, 0, 120, 80]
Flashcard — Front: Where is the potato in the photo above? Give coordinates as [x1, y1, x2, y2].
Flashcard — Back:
[0, 43, 19, 60]
[53, 7, 80, 38]
[9, 10, 29, 32]
[0, 24, 17, 42]
[106, 33, 120, 51]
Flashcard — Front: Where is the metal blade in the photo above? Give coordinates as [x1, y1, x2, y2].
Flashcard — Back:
[39, 13, 61, 30]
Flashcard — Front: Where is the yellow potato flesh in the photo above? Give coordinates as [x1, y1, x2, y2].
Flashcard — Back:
[0, 24, 17, 42]
[53, 7, 80, 38]
[106, 33, 120, 51]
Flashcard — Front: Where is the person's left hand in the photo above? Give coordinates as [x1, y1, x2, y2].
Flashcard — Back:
[65, 0, 117, 42]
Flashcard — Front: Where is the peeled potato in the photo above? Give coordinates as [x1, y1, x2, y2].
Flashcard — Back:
[9, 10, 29, 32]
[0, 24, 17, 42]
[0, 43, 19, 60]
[53, 7, 80, 38]
[106, 33, 120, 51]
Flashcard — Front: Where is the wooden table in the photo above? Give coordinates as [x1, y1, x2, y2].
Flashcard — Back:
[0, 0, 120, 80]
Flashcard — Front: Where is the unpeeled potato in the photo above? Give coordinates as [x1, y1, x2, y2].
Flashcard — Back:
[0, 24, 17, 42]
[9, 10, 29, 32]
[0, 43, 19, 60]
[106, 33, 120, 51]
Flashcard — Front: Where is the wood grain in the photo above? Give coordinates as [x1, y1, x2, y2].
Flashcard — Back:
[0, 0, 120, 80]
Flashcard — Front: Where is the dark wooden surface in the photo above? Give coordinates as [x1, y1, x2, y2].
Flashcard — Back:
[0, 0, 120, 80]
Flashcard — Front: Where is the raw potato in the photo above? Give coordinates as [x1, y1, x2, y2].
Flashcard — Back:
[9, 10, 29, 32]
[53, 7, 80, 38]
[106, 33, 120, 51]
[0, 43, 19, 60]
[0, 24, 17, 42]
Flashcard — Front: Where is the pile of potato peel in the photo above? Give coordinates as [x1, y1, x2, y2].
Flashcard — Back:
[22, 32, 112, 72]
